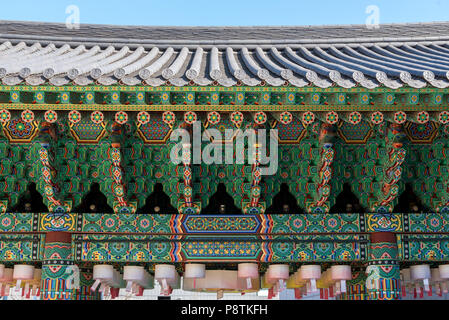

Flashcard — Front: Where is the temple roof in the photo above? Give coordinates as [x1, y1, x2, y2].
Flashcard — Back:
[1, 20, 449, 89]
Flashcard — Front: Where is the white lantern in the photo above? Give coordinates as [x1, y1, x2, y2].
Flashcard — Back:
[238, 263, 258, 289]
[438, 264, 449, 279]
[331, 265, 351, 294]
[411, 264, 431, 292]
[123, 266, 147, 293]
[155, 264, 176, 293]
[13, 265, 34, 291]
[92, 264, 115, 292]
[438, 264, 449, 294]
[185, 264, 205, 289]
[301, 265, 321, 293]
[431, 268, 442, 296]
[401, 268, 411, 296]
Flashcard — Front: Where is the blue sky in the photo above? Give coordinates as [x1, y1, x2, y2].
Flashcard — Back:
[1, 0, 448, 26]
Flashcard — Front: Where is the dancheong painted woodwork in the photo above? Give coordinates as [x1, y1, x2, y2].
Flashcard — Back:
[0, 20, 448, 300]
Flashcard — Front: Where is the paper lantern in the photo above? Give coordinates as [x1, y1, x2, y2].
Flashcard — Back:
[170, 271, 181, 290]
[267, 264, 289, 293]
[92, 264, 114, 292]
[438, 264, 449, 293]
[401, 268, 412, 296]
[0, 268, 13, 297]
[331, 265, 351, 294]
[431, 268, 443, 296]
[438, 264, 449, 279]
[411, 264, 431, 292]
[238, 263, 258, 289]
[123, 266, 153, 295]
[183, 270, 255, 296]
[301, 265, 321, 293]
[92, 265, 124, 298]
[13, 265, 34, 292]
[185, 264, 205, 289]
[155, 264, 176, 294]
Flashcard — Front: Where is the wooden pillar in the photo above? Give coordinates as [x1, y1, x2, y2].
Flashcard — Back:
[40, 232, 75, 300]
[366, 232, 401, 300]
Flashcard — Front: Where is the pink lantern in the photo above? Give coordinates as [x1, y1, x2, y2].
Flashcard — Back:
[267, 265, 289, 293]
[331, 265, 351, 294]
[13, 265, 34, 293]
[238, 263, 258, 289]
[301, 265, 321, 293]
[0, 268, 13, 297]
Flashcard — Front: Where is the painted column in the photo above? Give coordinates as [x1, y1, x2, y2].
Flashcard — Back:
[366, 232, 401, 300]
[74, 264, 101, 300]
[340, 269, 369, 300]
[40, 232, 76, 300]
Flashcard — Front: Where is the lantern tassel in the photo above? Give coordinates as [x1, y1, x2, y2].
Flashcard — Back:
[125, 280, 133, 292]
[310, 279, 317, 292]
[246, 277, 252, 289]
[15, 279, 21, 291]
[340, 280, 347, 293]
[423, 279, 430, 292]
[91, 279, 101, 292]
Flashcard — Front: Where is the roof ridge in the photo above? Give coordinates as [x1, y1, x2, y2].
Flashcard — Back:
[1, 19, 449, 29]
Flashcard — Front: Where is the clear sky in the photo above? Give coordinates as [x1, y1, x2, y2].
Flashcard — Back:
[1, 0, 448, 26]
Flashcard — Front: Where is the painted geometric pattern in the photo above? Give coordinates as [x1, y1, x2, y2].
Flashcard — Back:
[1, 213, 449, 234]
[274, 117, 306, 143]
[136, 118, 172, 143]
[398, 234, 449, 261]
[264, 214, 361, 233]
[183, 239, 260, 260]
[78, 235, 178, 262]
[408, 213, 449, 232]
[338, 121, 372, 143]
[260, 235, 365, 262]
[81, 213, 178, 233]
[404, 121, 439, 143]
[69, 120, 107, 143]
[182, 215, 260, 233]
[365, 213, 403, 232]
[40, 213, 77, 232]
[77, 235, 363, 262]
[3, 119, 39, 143]
[0, 212, 34, 232]
[0, 234, 41, 261]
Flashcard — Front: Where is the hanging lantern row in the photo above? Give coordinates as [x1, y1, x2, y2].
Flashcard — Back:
[0, 264, 41, 299]
[285, 265, 351, 300]
[0, 109, 448, 126]
[401, 264, 449, 299]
